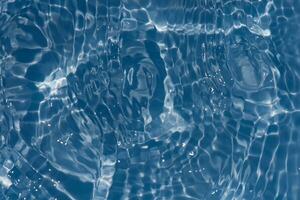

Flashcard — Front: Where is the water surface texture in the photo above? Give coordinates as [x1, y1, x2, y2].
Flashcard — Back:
[1, 0, 300, 199]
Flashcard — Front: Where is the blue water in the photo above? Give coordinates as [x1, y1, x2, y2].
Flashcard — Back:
[0, 0, 300, 199]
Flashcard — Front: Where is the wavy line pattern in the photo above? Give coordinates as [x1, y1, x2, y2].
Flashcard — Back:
[0, 0, 300, 199]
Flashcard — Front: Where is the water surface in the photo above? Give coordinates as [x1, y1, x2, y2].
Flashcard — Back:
[0, 0, 300, 199]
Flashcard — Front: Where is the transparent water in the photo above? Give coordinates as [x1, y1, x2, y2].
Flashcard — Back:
[0, 0, 300, 199]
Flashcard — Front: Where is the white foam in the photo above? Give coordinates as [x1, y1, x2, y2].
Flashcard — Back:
[36, 67, 67, 97]
[37, 77, 67, 96]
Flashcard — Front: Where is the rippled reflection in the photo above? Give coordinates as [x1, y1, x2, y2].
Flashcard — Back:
[0, 0, 300, 199]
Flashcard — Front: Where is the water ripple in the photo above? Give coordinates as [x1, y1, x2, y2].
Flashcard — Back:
[0, 0, 300, 199]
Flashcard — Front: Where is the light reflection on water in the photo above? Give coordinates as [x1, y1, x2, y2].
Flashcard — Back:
[0, 0, 300, 199]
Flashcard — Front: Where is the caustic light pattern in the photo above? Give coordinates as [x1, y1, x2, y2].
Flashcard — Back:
[0, 0, 300, 199]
